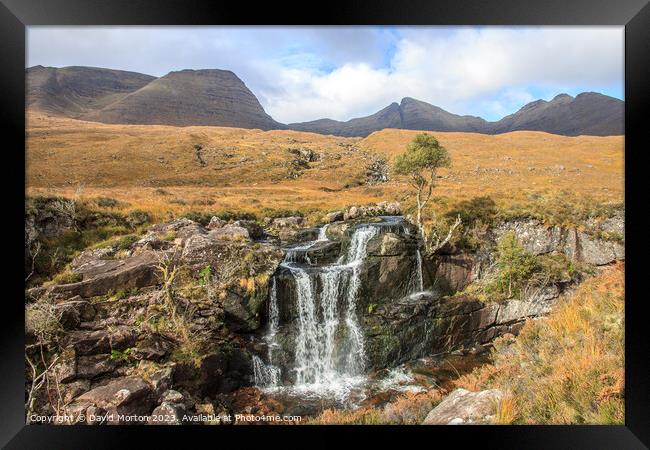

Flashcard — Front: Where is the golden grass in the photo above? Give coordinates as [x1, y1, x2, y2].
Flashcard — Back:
[26, 114, 623, 222]
[454, 262, 625, 424]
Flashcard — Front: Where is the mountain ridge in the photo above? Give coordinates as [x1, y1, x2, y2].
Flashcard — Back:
[26, 65, 623, 136]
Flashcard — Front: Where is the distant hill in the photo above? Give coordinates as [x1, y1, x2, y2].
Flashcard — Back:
[27, 65, 156, 117]
[82, 69, 283, 130]
[489, 92, 624, 136]
[27, 66, 282, 130]
[289, 94, 623, 137]
[27, 65, 623, 136]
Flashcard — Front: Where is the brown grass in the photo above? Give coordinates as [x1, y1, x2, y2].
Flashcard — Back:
[454, 263, 625, 424]
[26, 114, 623, 222]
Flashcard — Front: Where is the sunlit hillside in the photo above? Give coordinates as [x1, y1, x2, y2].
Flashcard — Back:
[26, 114, 624, 221]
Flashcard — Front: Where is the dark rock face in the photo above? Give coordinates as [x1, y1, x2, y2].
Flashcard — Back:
[82, 69, 283, 130]
[363, 292, 555, 369]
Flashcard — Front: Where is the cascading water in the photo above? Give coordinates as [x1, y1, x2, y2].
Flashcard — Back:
[410, 249, 424, 293]
[254, 222, 380, 397]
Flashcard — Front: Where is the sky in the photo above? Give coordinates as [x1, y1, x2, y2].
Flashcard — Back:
[27, 26, 624, 123]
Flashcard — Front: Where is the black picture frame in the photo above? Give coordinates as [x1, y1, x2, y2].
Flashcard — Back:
[2, 0, 648, 448]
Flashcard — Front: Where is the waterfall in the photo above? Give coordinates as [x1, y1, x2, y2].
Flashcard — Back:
[254, 223, 381, 393]
[253, 278, 282, 388]
[317, 224, 329, 241]
[410, 249, 424, 293]
[291, 225, 378, 387]
[252, 355, 281, 387]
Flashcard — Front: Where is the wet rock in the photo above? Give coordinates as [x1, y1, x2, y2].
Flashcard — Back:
[304, 240, 341, 265]
[366, 232, 410, 256]
[422, 388, 503, 424]
[325, 222, 351, 241]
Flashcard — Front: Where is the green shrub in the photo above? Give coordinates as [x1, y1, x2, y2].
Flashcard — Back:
[116, 234, 139, 250]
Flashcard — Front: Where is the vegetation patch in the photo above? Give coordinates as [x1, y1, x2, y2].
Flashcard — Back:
[455, 263, 625, 424]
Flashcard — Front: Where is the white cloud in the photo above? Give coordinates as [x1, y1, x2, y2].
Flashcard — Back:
[261, 27, 623, 123]
[27, 26, 623, 123]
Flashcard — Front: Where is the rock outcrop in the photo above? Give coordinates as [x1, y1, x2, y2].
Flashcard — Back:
[422, 388, 503, 425]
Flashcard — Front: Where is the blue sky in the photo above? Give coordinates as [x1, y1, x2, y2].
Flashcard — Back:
[27, 26, 624, 123]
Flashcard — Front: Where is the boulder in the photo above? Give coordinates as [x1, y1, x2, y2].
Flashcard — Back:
[271, 216, 306, 228]
[76, 354, 123, 379]
[74, 376, 155, 422]
[49, 251, 160, 298]
[66, 327, 137, 356]
[422, 388, 503, 425]
[53, 347, 77, 383]
[62, 379, 91, 404]
[207, 216, 226, 229]
[232, 220, 264, 240]
[379, 201, 401, 215]
[209, 225, 250, 242]
[325, 211, 344, 223]
[303, 241, 342, 265]
[54, 297, 96, 329]
[149, 401, 186, 425]
[132, 334, 174, 361]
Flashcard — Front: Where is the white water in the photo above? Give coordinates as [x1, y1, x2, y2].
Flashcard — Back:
[254, 224, 380, 398]
[413, 249, 424, 293]
[253, 278, 282, 388]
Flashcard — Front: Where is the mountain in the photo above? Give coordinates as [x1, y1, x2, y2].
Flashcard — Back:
[27, 66, 282, 130]
[27, 65, 156, 117]
[82, 69, 283, 130]
[289, 93, 623, 137]
[490, 92, 624, 136]
[27, 65, 623, 136]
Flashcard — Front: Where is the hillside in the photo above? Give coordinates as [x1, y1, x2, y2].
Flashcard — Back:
[27, 65, 156, 117]
[82, 69, 283, 129]
[490, 92, 624, 136]
[26, 114, 624, 220]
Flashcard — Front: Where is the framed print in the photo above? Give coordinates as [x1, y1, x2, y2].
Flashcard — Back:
[2, 0, 648, 447]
